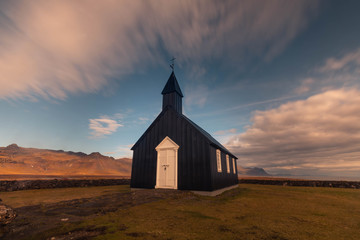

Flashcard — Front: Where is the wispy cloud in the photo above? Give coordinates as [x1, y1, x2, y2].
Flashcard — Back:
[318, 48, 360, 72]
[295, 48, 360, 95]
[115, 144, 133, 158]
[104, 144, 133, 158]
[89, 116, 123, 139]
[0, 0, 319, 101]
[214, 128, 237, 136]
[214, 128, 238, 144]
[227, 88, 360, 177]
[294, 78, 314, 95]
[185, 84, 209, 108]
[138, 117, 149, 124]
[191, 94, 301, 118]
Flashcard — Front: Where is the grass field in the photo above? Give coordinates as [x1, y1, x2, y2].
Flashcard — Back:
[1, 185, 130, 208]
[1, 184, 360, 240]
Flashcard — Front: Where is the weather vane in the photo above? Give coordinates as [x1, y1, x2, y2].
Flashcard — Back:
[170, 57, 176, 71]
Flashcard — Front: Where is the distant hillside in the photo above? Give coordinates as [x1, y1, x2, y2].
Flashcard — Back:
[237, 165, 271, 176]
[0, 144, 270, 178]
[0, 144, 132, 176]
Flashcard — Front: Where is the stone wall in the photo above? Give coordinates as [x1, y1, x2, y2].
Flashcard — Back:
[0, 179, 130, 192]
[239, 179, 360, 189]
[1, 178, 359, 192]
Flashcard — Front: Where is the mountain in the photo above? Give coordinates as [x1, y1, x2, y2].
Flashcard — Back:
[0, 144, 132, 176]
[0, 143, 270, 178]
[237, 165, 271, 176]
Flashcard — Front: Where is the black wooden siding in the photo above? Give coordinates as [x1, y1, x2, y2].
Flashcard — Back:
[131, 107, 212, 191]
[163, 92, 182, 114]
[209, 146, 238, 190]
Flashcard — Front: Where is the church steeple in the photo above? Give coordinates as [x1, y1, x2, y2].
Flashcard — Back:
[162, 71, 183, 114]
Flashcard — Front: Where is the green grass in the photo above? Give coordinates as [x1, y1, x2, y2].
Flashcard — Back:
[0, 185, 130, 208]
[4, 184, 360, 239]
[89, 185, 360, 240]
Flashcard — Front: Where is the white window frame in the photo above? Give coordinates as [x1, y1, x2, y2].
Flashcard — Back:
[232, 158, 236, 174]
[226, 154, 230, 173]
[216, 149, 222, 172]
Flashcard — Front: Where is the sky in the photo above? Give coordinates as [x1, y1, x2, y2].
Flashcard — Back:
[0, 0, 360, 178]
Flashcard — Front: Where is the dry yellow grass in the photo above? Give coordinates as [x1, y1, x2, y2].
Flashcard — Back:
[1, 185, 130, 208]
[6, 184, 358, 240]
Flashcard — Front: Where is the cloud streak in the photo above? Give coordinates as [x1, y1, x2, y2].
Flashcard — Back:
[214, 128, 237, 136]
[89, 117, 123, 139]
[0, 0, 319, 100]
[295, 48, 360, 95]
[319, 48, 360, 73]
[227, 88, 360, 177]
[185, 84, 209, 108]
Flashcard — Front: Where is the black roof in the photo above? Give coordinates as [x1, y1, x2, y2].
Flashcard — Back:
[131, 106, 237, 159]
[181, 114, 236, 158]
[161, 71, 183, 97]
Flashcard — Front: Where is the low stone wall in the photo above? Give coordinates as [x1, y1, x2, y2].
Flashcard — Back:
[239, 179, 360, 189]
[2, 178, 359, 192]
[0, 179, 130, 192]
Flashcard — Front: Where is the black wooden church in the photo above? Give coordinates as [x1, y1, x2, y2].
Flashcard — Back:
[130, 70, 238, 194]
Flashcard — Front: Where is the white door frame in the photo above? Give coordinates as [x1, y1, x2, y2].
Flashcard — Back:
[155, 136, 179, 189]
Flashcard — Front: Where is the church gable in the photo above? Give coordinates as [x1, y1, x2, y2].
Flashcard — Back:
[132, 106, 211, 152]
[131, 106, 181, 151]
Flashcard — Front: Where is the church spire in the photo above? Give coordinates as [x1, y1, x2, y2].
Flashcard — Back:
[162, 71, 183, 114]
[161, 71, 183, 97]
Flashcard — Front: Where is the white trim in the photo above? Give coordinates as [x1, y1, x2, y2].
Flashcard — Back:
[216, 149, 222, 172]
[155, 136, 179, 151]
[226, 154, 230, 173]
[155, 136, 179, 189]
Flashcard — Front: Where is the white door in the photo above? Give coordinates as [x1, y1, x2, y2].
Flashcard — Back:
[157, 149, 175, 187]
[155, 136, 179, 189]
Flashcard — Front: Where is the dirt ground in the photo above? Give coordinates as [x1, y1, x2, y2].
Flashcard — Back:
[1, 188, 195, 240]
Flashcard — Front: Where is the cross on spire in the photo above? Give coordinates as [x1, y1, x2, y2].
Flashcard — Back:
[170, 57, 176, 71]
